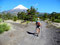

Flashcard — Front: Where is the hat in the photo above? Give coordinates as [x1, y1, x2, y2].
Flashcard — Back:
[37, 18, 39, 20]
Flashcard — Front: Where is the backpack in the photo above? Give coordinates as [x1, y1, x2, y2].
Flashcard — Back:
[36, 22, 40, 26]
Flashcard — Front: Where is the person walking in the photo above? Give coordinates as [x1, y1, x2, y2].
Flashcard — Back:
[35, 17, 41, 37]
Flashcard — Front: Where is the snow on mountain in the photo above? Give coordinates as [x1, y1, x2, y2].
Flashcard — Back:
[7, 5, 28, 14]
[13, 5, 28, 10]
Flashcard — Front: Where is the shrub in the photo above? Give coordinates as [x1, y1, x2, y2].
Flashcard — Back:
[54, 19, 60, 23]
[2, 23, 10, 31]
[50, 17, 55, 22]
[58, 16, 60, 19]
[26, 21, 30, 24]
[0, 18, 2, 22]
[13, 16, 18, 21]
[0, 25, 4, 34]
[32, 18, 36, 21]
[44, 18, 48, 20]
[42, 18, 48, 21]
[0, 23, 10, 34]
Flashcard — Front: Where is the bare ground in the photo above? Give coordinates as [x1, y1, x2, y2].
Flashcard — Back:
[0, 21, 60, 45]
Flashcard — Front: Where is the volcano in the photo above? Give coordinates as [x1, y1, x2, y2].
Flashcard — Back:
[7, 5, 28, 14]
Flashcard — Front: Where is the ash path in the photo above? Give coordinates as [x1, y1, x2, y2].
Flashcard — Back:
[0, 21, 60, 45]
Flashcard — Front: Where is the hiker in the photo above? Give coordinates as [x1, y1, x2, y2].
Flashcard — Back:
[35, 17, 41, 37]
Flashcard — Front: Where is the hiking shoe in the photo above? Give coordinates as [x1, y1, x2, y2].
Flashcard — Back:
[34, 33, 38, 37]
[36, 34, 38, 37]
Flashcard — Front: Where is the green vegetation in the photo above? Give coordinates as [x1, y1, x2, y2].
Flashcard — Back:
[40, 12, 60, 23]
[17, 6, 39, 21]
[0, 23, 10, 34]
[0, 18, 2, 22]
[0, 6, 60, 23]
[13, 16, 18, 21]
[0, 12, 14, 20]
[54, 19, 60, 23]
[49, 12, 60, 23]
[40, 13, 48, 20]
[26, 21, 30, 24]
[0, 6, 39, 22]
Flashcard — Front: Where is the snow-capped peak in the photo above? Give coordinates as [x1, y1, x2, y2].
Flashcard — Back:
[13, 5, 28, 9]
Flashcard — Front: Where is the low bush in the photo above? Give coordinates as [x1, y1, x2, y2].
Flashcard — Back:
[13, 16, 18, 21]
[44, 18, 48, 20]
[54, 19, 60, 23]
[0, 18, 2, 22]
[0, 27, 4, 34]
[42, 18, 48, 21]
[26, 21, 30, 24]
[32, 18, 37, 21]
[0, 23, 10, 34]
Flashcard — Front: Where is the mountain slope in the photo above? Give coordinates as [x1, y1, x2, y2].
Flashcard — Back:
[7, 5, 28, 14]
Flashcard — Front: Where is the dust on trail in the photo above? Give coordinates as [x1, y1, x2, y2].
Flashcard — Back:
[0, 21, 60, 45]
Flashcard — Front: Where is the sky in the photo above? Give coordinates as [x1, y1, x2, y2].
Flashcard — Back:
[0, 0, 60, 13]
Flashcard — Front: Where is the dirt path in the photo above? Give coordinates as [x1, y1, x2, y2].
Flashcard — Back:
[0, 21, 60, 45]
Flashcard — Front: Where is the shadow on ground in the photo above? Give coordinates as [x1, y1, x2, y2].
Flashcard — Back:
[27, 31, 35, 36]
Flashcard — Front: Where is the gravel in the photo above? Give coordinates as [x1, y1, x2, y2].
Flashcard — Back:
[0, 21, 60, 45]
